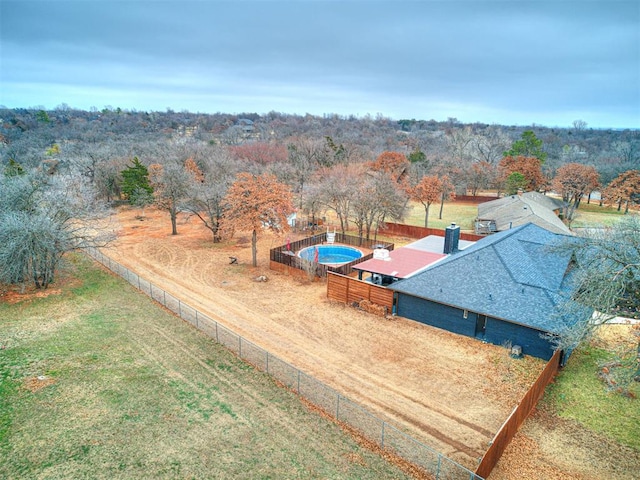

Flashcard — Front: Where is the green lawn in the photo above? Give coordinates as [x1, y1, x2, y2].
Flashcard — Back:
[541, 340, 640, 450]
[400, 197, 629, 232]
[402, 201, 479, 230]
[569, 201, 629, 228]
[0, 255, 410, 480]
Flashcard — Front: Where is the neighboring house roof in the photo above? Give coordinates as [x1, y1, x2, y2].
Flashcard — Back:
[521, 191, 567, 211]
[388, 223, 585, 334]
[477, 194, 571, 235]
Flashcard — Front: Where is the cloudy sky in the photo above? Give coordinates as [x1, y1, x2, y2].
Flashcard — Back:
[1, 0, 638, 128]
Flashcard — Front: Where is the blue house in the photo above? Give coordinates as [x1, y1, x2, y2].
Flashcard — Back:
[388, 223, 586, 363]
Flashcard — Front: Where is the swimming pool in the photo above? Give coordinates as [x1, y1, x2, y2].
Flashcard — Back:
[298, 245, 363, 265]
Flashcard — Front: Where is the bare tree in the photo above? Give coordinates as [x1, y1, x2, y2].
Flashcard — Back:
[0, 171, 113, 290]
[471, 126, 510, 165]
[183, 148, 237, 242]
[553, 217, 640, 391]
[311, 164, 363, 234]
[148, 161, 191, 235]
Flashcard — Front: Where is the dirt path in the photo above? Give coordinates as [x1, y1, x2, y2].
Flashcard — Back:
[105, 207, 546, 471]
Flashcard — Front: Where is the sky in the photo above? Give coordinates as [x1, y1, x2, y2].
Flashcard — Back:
[1, 0, 639, 129]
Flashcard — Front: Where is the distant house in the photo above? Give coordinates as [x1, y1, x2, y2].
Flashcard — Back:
[237, 118, 255, 133]
[475, 192, 570, 235]
[388, 223, 586, 363]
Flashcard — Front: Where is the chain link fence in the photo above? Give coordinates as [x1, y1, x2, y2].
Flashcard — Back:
[86, 248, 483, 480]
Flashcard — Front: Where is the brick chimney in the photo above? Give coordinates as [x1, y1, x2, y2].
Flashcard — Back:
[444, 223, 460, 254]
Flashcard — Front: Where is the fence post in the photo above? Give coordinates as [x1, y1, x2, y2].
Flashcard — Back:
[239, 336, 242, 358]
[215, 322, 219, 343]
[178, 300, 182, 318]
[195, 310, 199, 328]
[381, 421, 385, 449]
[436, 454, 441, 479]
[266, 351, 269, 373]
[297, 370, 301, 394]
[336, 394, 340, 420]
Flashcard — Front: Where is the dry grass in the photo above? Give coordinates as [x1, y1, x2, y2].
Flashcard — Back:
[491, 324, 640, 480]
[105, 206, 549, 470]
[0, 256, 412, 480]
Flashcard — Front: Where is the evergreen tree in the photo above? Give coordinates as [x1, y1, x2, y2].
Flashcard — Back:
[121, 157, 153, 203]
[504, 130, 547, 164]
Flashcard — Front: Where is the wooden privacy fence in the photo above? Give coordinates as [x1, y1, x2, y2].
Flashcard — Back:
[455, 195, 499, 204]
[327, 272, 394, 312]
[379, 222, 483, 242]
[270, 232, 394, 278]
[475, 348, 563, 478]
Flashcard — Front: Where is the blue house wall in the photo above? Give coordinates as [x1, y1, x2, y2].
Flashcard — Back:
[483, 318, 556, 361]
[396, 293, 557, 361]
[396, 295, 475, 337]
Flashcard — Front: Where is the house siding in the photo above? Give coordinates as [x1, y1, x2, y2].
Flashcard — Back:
[396, 293, 556, 361]
[396, 295, 476, 337]
[483, 318, 555, 361]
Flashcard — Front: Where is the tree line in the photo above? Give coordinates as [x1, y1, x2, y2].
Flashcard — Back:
[1, 106, 637, 390]
[1, 107, 639, 283]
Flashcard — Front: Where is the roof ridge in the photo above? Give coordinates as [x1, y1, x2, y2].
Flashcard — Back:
[419, 223, 531, 272]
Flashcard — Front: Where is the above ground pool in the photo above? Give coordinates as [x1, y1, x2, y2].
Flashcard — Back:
[298, 245, 363, 266]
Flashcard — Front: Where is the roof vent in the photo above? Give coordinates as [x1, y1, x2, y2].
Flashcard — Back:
[373, 248, 390, 260]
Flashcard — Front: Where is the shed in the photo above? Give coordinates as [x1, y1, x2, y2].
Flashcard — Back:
[388, 223, 587, 362]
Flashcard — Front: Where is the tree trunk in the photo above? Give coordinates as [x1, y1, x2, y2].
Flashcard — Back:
[424, 204, 430, 228]
[251, 229, 258, 267]
[439, 192, 445, 220]
[170, 205, 178, 235]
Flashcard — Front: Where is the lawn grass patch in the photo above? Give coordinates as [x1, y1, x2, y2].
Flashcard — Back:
[570, 202, 628, 228]
[542, 341, 640, 451]
[400, 197, 629, 232]
[0, 254, 411, 480]
[402, 201, 478, 230]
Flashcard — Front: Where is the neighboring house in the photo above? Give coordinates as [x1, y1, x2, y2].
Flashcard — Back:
[476, 192, 570, 235]
[237, 118, 255, 133]
[388, 223, 586, 363]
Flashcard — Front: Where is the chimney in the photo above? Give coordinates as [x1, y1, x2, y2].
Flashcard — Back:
[444, 223, 460, 254]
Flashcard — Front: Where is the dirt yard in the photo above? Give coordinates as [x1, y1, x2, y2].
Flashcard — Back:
[101, 207, 633, 478]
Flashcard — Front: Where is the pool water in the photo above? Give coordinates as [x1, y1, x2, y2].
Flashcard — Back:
[298, 245, 363, 265]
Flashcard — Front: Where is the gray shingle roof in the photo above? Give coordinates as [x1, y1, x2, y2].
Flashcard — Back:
[477, 194, 571, 235]
[388, 223, 584, 333]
